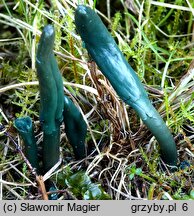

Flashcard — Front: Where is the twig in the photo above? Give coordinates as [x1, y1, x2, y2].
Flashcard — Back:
[36, 176, 48, 200]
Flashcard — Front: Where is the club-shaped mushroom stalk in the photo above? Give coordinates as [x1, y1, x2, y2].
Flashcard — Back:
[36, 25, 64, 172]
[74, 5, 177, 167]
[63, 96, 87, 159]
[14, 116, 39, 171]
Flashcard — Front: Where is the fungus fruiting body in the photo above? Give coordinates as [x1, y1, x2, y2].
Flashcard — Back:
[75, 5, 177, 167]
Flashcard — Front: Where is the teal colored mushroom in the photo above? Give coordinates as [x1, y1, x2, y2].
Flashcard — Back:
[14, 24, 88, 176]
[74, 5, 178, 167]
[36, 25, 64, 172]
[63, 96, 87, 159]
[14, 116, 39, 172]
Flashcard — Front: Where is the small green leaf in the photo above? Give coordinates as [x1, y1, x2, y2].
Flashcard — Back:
[83, 183, 110, 200]
[129, 173, 135, 180]
[65, 171, 110, 199]
[135, 168, 142, 175]
[65, 171, 91, 196]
